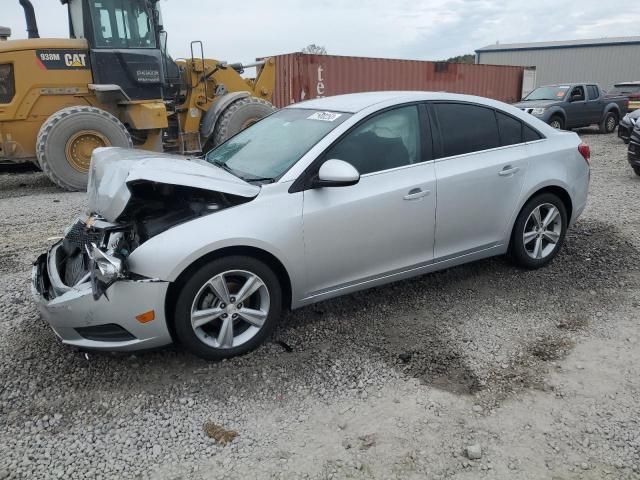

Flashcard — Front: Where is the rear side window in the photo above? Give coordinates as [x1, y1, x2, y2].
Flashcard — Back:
[0, 64, 15, 104]
[433, 103, 499, 157]
[587, 85, 599, 100]
[496, 112, 522, 146]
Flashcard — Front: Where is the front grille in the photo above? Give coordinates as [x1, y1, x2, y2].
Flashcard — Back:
[0, 64, 15, 104]
[59, 220, 103, 287]
[64, 220, 103, 251]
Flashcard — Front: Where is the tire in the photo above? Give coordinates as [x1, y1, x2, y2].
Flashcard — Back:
[36, 106, 132, 191]
[510, 193, 568, 269]
[548, 115, 564, 130]
[212, 97, 275, 146]
[173, 256, 282, 360]
[599, 111, 618, 134]
[633, 166, 640, 177]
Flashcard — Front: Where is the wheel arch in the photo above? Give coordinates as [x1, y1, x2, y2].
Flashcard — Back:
[164, 245, 293, 342]
[509, 184, 573, 246]
[548, 108, 566, 124]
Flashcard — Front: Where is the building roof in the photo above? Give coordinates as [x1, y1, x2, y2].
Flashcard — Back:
[476, 36, 640, 53]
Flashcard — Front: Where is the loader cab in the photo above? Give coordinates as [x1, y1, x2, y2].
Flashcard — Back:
[63, 0, 180, 101]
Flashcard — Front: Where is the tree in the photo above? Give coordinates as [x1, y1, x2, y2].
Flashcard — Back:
[301, 44, 327, 55]
[440, 54, 475, 64]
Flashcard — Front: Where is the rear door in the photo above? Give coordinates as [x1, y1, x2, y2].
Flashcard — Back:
[585, 85, 603, 124]
[429, 102, 530, 259]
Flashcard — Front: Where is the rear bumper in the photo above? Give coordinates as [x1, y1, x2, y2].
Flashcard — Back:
[32, 242, 173, 352]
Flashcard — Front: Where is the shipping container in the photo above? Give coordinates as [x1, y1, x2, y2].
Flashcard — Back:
[271, 53, 529, 108]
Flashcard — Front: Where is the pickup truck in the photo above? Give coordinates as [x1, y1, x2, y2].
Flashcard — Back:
[513, 83, 628, 133]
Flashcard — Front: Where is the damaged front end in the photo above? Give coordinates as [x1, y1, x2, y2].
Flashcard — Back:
[32, 147, 260, 350]
[44, 182, 251, 301]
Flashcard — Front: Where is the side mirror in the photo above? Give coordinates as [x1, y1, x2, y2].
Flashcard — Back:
[313, 159, 360, 188]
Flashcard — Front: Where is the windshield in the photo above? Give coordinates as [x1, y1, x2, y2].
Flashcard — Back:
[524, 86, 570, 101]
[89, 0, 156, 49]
[205, 109, 351, 181]
[610, 85, 640, 95]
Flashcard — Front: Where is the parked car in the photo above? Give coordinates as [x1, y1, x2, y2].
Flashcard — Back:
[514, 83, 628, 133]
[627, 123, 640, 176]
[32, 92, 591, 360]
[608, 81, 640, 111]
[618, 109, 640, 143]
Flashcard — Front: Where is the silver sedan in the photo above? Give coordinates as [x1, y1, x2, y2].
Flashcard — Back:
[32, 92, 590, 359]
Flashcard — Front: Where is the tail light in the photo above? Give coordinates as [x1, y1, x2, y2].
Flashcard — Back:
[578, 142, 590, 164]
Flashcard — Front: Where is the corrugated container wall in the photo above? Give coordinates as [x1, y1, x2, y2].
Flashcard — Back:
[272, 53, 526, 108]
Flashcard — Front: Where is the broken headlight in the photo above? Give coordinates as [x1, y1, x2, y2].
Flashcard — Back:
[86, 241, 126, 300]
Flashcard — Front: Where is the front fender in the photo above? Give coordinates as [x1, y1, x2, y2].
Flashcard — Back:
[126, 185, 305, 299]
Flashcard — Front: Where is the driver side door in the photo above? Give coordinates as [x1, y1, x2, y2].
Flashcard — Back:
[300, 104, 437, 300]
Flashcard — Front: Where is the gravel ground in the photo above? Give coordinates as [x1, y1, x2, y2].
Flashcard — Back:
[0, 130, 639, 479]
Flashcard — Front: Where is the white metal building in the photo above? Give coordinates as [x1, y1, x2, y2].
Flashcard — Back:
[475, 37, 640, 91]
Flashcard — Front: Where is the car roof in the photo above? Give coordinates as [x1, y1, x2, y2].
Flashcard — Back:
[285, 91, 512, 113]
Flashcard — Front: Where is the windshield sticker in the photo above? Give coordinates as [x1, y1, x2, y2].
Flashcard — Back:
[556, 91, 565, 97]
[307, 111, 343, 122]
[558, 86, 570, 89]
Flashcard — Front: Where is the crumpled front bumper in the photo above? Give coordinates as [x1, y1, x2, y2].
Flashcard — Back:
[31, 242, 173, 352]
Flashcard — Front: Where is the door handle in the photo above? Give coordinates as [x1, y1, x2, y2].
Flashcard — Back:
[499, 165, 520, 176]
[403, 188, 431, 200]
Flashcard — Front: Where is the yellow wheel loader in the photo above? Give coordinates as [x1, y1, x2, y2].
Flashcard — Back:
[0, 0, 276, 191]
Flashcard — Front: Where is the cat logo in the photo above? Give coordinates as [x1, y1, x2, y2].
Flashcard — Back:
[64, 53, 87, 68]
[36, 49, 90, 70]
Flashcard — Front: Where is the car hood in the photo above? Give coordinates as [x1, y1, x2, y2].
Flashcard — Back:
[513, 100, 560, 109]
[86, 147, 260, 222]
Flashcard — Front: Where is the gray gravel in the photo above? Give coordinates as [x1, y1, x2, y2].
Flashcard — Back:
[1, 130, 639, 479]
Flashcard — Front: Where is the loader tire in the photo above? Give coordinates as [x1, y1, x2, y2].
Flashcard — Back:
[36, 106, 132, 191]
[213, 97, 275, 146]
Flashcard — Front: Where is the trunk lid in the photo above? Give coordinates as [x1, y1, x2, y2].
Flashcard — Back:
[87, 147, 260, 222]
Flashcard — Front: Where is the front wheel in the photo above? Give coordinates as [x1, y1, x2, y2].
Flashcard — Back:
[548, 116, 564, 130]
[174, 256, 282, 360]
[633, 166, 640, 177]
[510, 193, 568, 269]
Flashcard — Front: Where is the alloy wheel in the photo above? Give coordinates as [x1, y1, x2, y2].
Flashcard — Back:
[606, 115, 616, 132]
[523, 203, 562, 259]
[549, 120, 561, 129]
[190, 270, 270, 349]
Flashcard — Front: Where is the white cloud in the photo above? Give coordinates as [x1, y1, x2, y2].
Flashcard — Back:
[3, 0, 640, 63]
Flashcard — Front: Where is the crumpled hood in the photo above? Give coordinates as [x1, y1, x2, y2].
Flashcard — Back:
[87, 147, 260, 222]
[513, 99, 560, 109]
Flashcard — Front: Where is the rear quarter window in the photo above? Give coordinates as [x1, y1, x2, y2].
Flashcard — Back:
[523, 124, 543, 142]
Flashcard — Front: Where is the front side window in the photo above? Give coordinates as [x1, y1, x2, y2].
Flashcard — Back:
[0, 64, 15, 104]
[571, 86, 585, 101]
[323, 105, 421, 175]
[434, 103, 499, 157]
[205, 109, 351, 181]
[89, 0, 156, 49]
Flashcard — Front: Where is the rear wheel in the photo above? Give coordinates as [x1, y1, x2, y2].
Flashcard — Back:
[36, 106, 132, 191]
[510, 193, 567, 269]
[548, 115, 564, 130]
[173, 256, 282, 360]
[633, 166, 640, 176]
[212, 97, 275, 146]
[600, 111, 618, 134]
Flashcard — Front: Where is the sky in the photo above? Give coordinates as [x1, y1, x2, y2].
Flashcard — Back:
[3, 0, 640, 65]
